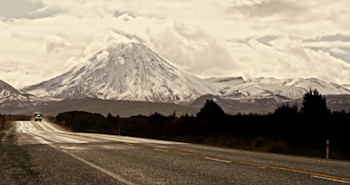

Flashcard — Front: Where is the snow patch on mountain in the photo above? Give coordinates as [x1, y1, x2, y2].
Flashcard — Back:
[0, 80, 29, 103]
[204, 77, 350, 100]
[22, 42, 221, 103]
[20, 41, 350, 104]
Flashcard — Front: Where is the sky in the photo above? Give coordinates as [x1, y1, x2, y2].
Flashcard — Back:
[1, 0, 350, 89]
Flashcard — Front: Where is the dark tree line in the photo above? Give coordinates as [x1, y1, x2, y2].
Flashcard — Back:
[56, 89, 350, 160]
[0, 114, 5, 130]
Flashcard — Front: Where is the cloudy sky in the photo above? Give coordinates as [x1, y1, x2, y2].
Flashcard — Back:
[1, 0, 350, 89]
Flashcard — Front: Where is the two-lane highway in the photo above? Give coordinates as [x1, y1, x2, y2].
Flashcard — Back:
[1, 121, 350, 184]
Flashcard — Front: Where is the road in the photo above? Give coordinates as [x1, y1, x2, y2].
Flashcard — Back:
[1, 121, 350, 185]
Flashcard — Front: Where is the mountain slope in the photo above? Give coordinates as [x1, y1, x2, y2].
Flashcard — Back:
[208, 77, 350, 100]
[0, 80, 21, 94]
[22, 42, 219, 103]
[247, 77, 350, 95]
[0, 80, 32, 103]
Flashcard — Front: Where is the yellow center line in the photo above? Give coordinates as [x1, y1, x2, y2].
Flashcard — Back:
[160, 148, 350, 182]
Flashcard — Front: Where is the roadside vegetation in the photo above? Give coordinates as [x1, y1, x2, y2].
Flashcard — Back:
[55, 89, 350, 160]
[0, 114, 6, 130]
[0, 114, 12, 139]
[0, 122, 12, 131]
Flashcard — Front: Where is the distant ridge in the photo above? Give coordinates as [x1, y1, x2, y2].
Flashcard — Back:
[2, 78, 350, 116]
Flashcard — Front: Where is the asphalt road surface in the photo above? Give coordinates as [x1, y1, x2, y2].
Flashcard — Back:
[1, 121, 350, 184]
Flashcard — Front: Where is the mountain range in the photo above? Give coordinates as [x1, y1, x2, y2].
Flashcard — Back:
[21, 43, 218, 103]
[1, 42, 350, 116]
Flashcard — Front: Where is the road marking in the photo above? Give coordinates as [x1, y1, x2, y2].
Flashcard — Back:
[61, 150, 136, 185]
[21, 121, 350, 184]
[31, 133, 136, 185]
[41, 121, 65, 133]
[30, 121, 46, 132]
[55, 132, 100, 142]
[154, 148, 168, 152]
[160, 148, 350, 183]
[204, 157, 231, 163]
[324, 160, 350, 165]
[312, 175, 350, 184]
[32, 135, 51, 144]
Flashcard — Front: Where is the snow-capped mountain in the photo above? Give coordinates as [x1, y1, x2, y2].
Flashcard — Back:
[22, 42, 220, 103]
[20, 41, 350, 104]
[247, 77, 350, 95]
[209, 77, 350, 100]
[0, 80, 31, 103]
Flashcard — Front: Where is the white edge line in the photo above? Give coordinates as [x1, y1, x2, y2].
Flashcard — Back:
[312, 175, 350, 184]
[62, 151, 135, 185]
[324, 160, 350, 166]
[31, 134, 135, 185]
[204, 157, 231, 163]
[154, 148, 168, 152]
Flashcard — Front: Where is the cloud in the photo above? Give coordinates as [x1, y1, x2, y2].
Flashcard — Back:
[0, 0, 43, 18]
[226, 37, 350, 84]
[330, 48, 347, 55]
[230, 0, 269, 8]
[0, 59, 57, 89]
[82, 31, 142, 59]
[43, 35, 70, 53]
[153, 23, 239, 77]
[328, 48, 350, 64]
[229, 0, 307, 18]
[113, 11, 136, 20]
[0, 0, 60, 19]
[303, 41, 350, 49]
[1, 0, 350, 89]
[314, 34, 350, 42]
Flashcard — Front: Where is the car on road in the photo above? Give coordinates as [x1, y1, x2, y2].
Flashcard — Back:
[34, 112, 43, 121]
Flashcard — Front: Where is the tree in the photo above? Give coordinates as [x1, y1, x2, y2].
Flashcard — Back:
[274, 103, 299, 117]
[107, 113, 114, 121]
[301, 89, 329, 117]
[197, 100, 226, 119]
[0, 114, 4, 129]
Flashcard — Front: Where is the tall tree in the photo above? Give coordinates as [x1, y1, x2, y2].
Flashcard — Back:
[301, 89, 329, 117]
[197, 100, 226, 119]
